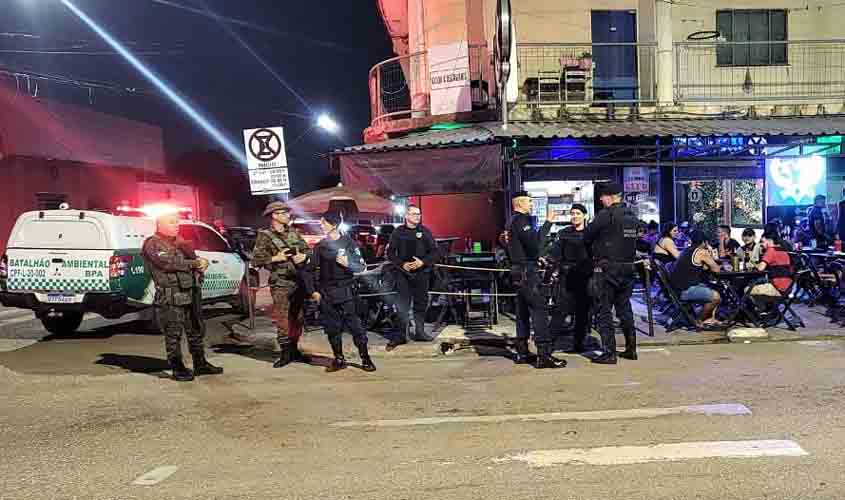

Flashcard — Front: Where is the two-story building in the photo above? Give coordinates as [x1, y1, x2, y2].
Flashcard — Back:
[334, 0, 845, 247]
[0, 80, 198, 254]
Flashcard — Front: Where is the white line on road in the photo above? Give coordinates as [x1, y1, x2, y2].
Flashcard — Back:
[0, 309, 33, 320]
[1, 315, 38, 326]
[331, 403, 751, 428]
[497, 440, 808, 467]
[0, 339, 37, 353]
[602, 382, 642, 387]
[131, 466, 179, 486]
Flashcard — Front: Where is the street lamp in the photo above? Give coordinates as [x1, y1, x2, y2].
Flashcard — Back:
[274, 110, 341, 134]
[273, 110, 342, 149]
[316, 113, 340, 134]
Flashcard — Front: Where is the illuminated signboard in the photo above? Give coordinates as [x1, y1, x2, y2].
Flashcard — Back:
[765, 156, 827, 206]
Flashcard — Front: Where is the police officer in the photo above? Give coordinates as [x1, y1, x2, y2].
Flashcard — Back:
[386, 204, 438, 350]
[142, 213, 224, 381]
[251, 201, 311, 368]
[508, 191, 566, 369]
[583, 182, 639, 364]
[302, 212, 376, 372]
[547, 203, 593, 353]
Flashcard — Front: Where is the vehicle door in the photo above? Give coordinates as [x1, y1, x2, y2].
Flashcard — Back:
[193, 224, 245, 298]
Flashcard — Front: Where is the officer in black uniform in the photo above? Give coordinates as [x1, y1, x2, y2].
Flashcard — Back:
[547, 203, 593, 353]
[302, 212, 376, 372]
[386, 205, 438, 350]
[583, 182, 639, 364]
[508, 191, 566, 369]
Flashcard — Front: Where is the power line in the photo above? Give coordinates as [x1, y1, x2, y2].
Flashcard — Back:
[0, 66, 153, 96]
[194, 0, 312, 114]
[0, 49, 184, 56]
[148, 0, 359, 54]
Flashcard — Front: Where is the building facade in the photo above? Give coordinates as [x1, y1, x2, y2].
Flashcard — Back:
[0, 83, 194, 254]
[339, 0, 845, 247]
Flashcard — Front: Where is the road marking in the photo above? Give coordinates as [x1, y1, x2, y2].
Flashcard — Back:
[640, 347, 669, 354]
[0, 309, 33, 320]
[602, 382, 642, 387]
[131, 466, 179, 486]
[497, 440, 807, 467]
[331, 403, 751, 428]
[0, 315, 37, 326]
[0, 339, 37, 353]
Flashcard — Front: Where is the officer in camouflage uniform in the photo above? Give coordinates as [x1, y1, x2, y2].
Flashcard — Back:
[142, 213, 224, 382]
[251, 201, 312, 368]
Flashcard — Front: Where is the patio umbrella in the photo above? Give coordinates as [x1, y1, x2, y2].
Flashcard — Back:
[286, 184, 394, 216]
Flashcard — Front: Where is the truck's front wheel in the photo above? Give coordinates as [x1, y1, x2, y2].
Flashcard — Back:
[41, 312, 84, 335]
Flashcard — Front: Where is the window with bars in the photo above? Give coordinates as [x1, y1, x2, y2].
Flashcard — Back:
[716, 9, 788, 66]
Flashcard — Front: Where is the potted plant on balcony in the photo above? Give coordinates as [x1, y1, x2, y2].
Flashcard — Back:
[579, 52, 593, 70]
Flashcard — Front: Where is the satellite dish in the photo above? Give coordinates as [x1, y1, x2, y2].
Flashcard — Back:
[495, 0, 512, 85]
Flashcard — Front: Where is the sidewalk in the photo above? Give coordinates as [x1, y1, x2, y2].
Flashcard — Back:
[217, 297, 845, 363]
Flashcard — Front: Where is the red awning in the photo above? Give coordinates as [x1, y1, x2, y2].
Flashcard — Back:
[339, 143, 502, 196]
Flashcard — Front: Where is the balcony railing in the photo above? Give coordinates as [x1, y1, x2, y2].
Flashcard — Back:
[675, 40, 845, 102]
[368, 39, 845, 128]
[369, 51, 428, 126]
[515, 43, 657, 105]
[368, 44, 494, 127]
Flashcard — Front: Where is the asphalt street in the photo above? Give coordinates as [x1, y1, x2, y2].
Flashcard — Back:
[1, 311, 844, 500]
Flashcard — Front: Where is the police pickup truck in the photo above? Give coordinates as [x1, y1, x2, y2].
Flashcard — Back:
[0, 206, 249, 334]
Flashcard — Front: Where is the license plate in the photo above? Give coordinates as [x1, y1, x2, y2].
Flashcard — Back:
[45, 294, 75, 304]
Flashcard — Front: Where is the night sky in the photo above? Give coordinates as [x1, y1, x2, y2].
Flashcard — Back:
[0, 0, 393, 194]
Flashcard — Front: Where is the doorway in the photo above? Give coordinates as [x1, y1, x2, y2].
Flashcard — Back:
[591, 10, 638, 103]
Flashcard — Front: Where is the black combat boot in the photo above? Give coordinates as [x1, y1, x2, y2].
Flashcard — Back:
[169, 357, 194, 382]
[273, 344, 294, 368]
[513, 339, 536, 365]
[386, 321, 409, 352]
[412, 313, 431, 341]
[535, 343, 567, 369]
[355, 338, 377, 372]
[618, 330, 638, 360]
[191, 349, 224, 376]
[326, 336, 347, 372]
[565, 334, 586, 354]
[592, 351, 618, 364]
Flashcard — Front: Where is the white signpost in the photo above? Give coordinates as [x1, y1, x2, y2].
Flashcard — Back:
[429, 41, 472, 116]
[243, 126, 290, 195]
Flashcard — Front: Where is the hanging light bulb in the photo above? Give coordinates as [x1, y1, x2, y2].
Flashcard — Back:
[742, 67, 754, 95]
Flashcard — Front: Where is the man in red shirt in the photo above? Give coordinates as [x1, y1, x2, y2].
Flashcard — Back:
[751, 230, 793, 300]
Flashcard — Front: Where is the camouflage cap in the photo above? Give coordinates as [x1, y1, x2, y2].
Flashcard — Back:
[263, 201, 290, 217]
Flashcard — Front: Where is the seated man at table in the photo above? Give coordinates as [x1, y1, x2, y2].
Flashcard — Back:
[669, 230, 723, 326]
[717, 225, 741, 259]
[749, 230, 793, 304]
[738, 228, 762, 267]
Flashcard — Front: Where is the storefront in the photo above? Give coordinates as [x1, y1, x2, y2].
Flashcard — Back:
[335, 117, 845, 246]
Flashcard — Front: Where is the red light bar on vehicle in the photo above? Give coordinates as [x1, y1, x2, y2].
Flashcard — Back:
[114, 203, 192, 219]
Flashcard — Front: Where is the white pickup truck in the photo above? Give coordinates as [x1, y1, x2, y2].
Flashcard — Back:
[0, 207, 249, 334]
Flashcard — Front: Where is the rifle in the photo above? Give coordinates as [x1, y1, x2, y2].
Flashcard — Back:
[177, 238, 207, 337]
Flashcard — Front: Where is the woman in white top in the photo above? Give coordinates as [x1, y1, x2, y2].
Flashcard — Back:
[653, 222, 681, 263]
